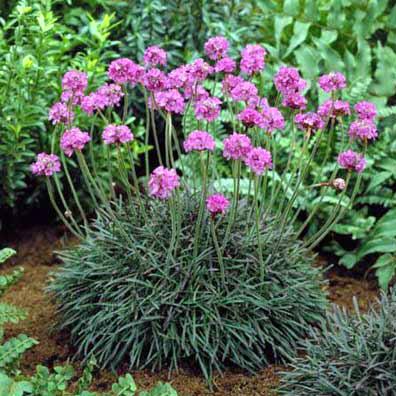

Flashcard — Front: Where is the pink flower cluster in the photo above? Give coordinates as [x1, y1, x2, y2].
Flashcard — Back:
[274, 67, 307, 110]
[348, 119, 377, 141]
[80, 84, 124, 115]
[318, 72, 346, 93]
[214, 57, 236, 73]
[204, 36, 229, 60]
[194, 96, 222, 122]
[183, 131, 215, 152]
[237, 108, 264, 129]
[245, 147, 272, 175]
[318, 99, 350, 119]
[60, 128, 91, 157]
[108, 58, 144, 85]
[102, 125, 134, 145]
[148, 166, 180, 200]
[144, 46, 167, 67]
[49, 102, 74, 125]
[337, 150, 366, 173]
[354, 101, 377, 121]
[143, 68, 167, 92]
[295, 112, 324, 133]
[259, 99, 285, 133]
[206, 193, 230, 216]
[240, 44, 266, 75]
[229, 81, 258, 102]
[31, 153, 61, 176]
[62, 70, 88, 94]
[223, 133, 252, 161]
[154, 89, 185, 114]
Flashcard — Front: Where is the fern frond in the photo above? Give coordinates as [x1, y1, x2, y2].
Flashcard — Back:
[0, 334, 38, 371]
[377, 106, 396, 119]
[0, 303, 26, 327]
[0, 249, 16, 264]
[0, 267, 24, 297]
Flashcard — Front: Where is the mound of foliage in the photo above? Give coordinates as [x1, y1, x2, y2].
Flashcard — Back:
[0, 248, 177, 395]
[50, 196, 327, 381]
[280, 291, 396, 395]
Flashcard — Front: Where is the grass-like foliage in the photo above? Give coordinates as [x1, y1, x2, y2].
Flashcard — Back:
[280, 291, 396, 395]
[50, 195, 327, 380]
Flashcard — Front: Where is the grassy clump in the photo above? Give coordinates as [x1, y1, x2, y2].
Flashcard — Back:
[50, 195, 327, 381]
[280, 291, 396, 395]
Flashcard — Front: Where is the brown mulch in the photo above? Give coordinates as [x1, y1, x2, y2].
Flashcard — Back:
[0, 226, 379, 395]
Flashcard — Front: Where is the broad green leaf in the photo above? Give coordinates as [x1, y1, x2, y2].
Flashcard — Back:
[357, 238, 396, 260]
[274, 15, 293, 48]
[283, 0, 300, 16]
[284, 21, 311, 58]
[339, 253, 357, 269]
[295, 46, 319, 78]
[373, 254, 396, 289]
[366, 171, 393, 192]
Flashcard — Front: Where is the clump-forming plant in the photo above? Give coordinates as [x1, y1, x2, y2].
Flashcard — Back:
[31, 37, 378, 381]
[280, 290, 396, 395]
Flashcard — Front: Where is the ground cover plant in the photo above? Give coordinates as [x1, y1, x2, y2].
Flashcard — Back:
[279, 290, 396, 395]
[30, 37, 379, 384]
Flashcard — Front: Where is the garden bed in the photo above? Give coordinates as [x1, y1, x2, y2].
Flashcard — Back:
[1, 226, 378, 396]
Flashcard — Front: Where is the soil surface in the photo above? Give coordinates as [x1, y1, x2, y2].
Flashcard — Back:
[1, 226, 379, 395]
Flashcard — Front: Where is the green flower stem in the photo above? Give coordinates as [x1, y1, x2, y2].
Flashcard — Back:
[143, 88, 151, 185]
[149, 93, 163, 166]
[253, 175, 264, 281]
[60, 151, 90, 220]
[210, 218, 226, 287]
[53, 172, 86, 233]
[305, 171, 354, 250]
[46, 178, 82, 239]
[122, 84, 129, 122]
[105, 144, 116, 200]
[192, 152, 209, 258]
[273, 128, 323, 250]
[116, 145, 133, 207]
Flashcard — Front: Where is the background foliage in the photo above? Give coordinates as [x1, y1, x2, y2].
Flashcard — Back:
[1, 0, 395, 285]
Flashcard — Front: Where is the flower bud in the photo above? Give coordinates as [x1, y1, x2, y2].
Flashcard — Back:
[332, 178, 346, 191]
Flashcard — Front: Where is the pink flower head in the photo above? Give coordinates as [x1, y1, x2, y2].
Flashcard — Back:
[80, 92, 107, 115]
[102, 124, 134, 145]
[295, 112, 324, 133]
[223, 132, 252, 161]
[60, 127, 91, 157]
[204, 36, 229, 60]
[354, 101, 377, 121]
[318, 72, 347, 93]
[260, 100, 285, 133]
[97, 83, 124, 107]
[337, 150, 366, 173]
[318, 99, 350, 119]
[245, 147, 272, 176]
[62, 70, 88, 93]
[31, 153, 61, 176]
[61, 89, 84, 106]
[183, 130, 215, 152]
[154, 89, 185, 114]
[274, 66, 306, 95]
[237, 108, 264, 128]
[206, 193, 230, 217]
[214, 57, 236, 73]
[48, 102, 74, 125]
[222, 75, 244, 95]
[189, 58, 213, 82]
[142, 68, 167, 92]
[282, 92, 307, 110]
[148, 166, 180, 200]
[167, 65, 193, 90]
[194, 96, 222, 122]
[230, 81, 258, 102]
[143, 45, 167, 67]
[108, 58, 144, 85]
[240, 44, 266, 75]
[348, 119, 377, 141]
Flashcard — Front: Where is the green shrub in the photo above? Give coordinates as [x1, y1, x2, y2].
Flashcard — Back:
[279, 291, 396, 395]
[50, 195, 327, 381]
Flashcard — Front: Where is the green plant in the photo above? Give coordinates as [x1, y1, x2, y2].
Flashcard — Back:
[50, 196, 327, 382]
[279, 290, 396, 395]
[0, 248, 38, 373]
[0, 0, 117, 218]
[0, 358, 178, 395]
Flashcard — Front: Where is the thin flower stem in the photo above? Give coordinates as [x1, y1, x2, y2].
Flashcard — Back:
[253, 175, 264, 281]
[210, 219, 226, 287]
[46, 178, 82, 239]
[143, 89, 151, 185]
[150, 93, 163, 166]
[116, 146, 133, 207]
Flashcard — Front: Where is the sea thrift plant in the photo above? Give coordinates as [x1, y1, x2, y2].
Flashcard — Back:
[35, 38, 377, 384]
